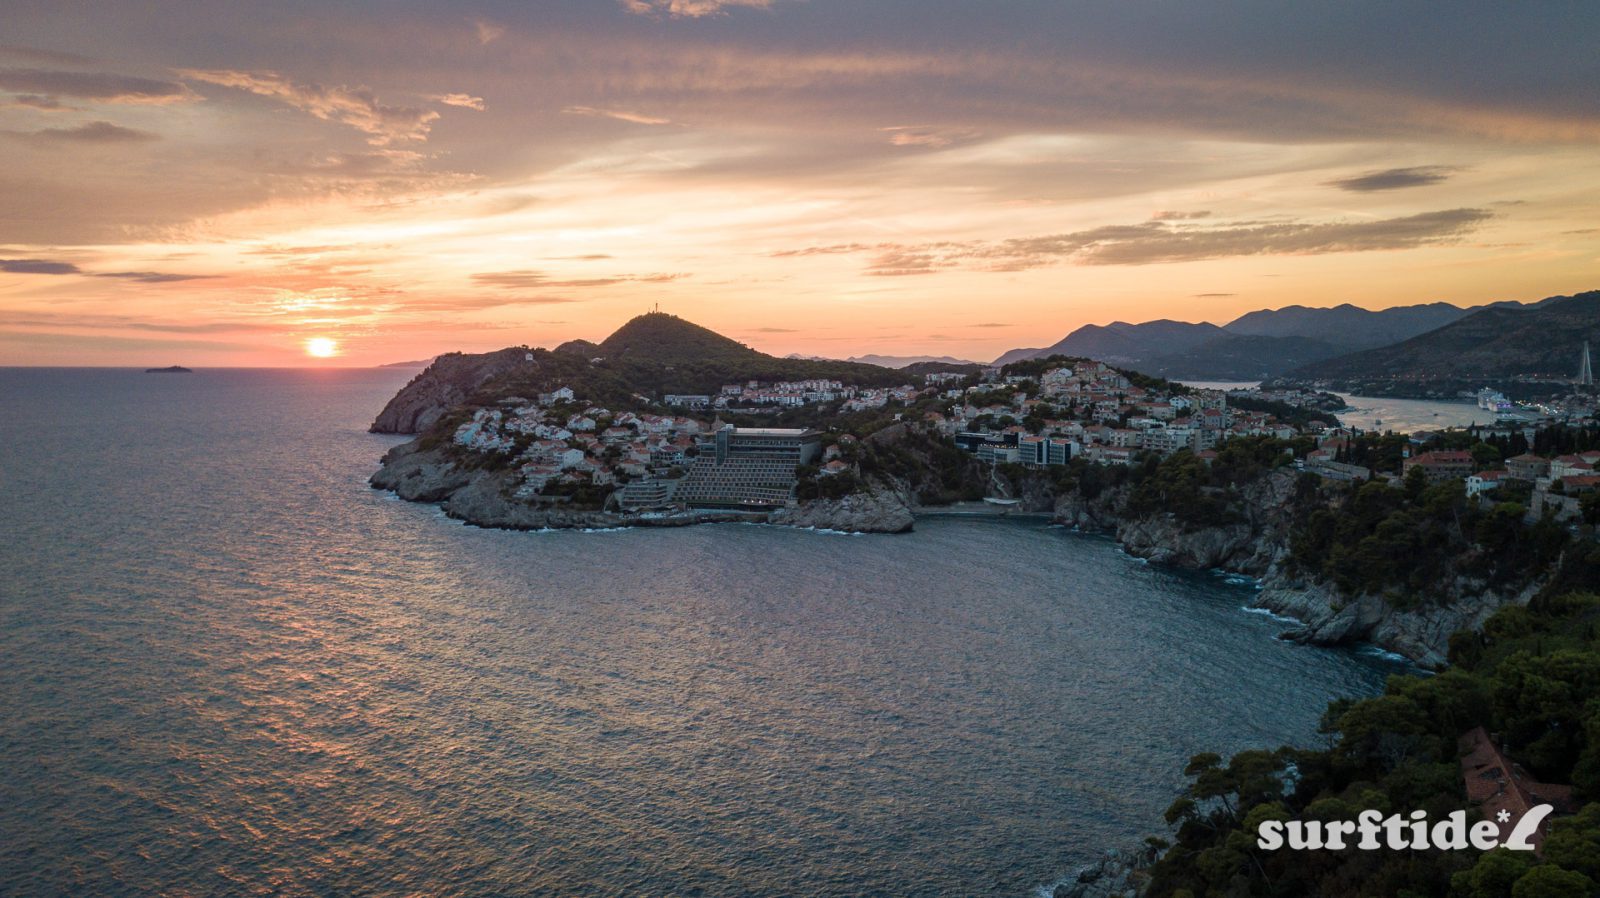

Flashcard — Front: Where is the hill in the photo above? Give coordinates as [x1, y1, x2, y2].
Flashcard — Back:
[370, 313, 907, 434]
[1280, 291, 1600, 396]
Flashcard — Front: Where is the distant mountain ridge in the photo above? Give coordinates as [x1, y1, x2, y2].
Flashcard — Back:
[1280, 291, 1600, 394]
[993, 297, 1544, 380]
[845, 354, 980, 369]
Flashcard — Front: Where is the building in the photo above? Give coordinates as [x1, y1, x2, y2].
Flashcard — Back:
[1466, 470, 1509, 496]
[1018, 435, 1077, 467]
[616, 476, 681, 510]
[663, 394, 711, 409]
[674, 426, 822, 508]
[1402, 449, 1473, 483]
[1506, 454, 1552, 481]
[1459, 727, 1575, 854]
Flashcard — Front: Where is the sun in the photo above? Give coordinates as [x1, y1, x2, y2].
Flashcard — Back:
[304, 337, 339, 358]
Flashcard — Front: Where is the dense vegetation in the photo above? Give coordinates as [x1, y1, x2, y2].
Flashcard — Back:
[1145, 568, 1600, 898]
[1289, 471, 1568, 603]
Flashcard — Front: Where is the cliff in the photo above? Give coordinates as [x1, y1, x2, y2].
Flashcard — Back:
[370, 348, 532, 434]
[369, 438, 916, 534]
[1052, 468, 1532, 667]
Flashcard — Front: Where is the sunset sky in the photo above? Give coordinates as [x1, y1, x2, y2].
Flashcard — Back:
[3, 1, 1598, 366]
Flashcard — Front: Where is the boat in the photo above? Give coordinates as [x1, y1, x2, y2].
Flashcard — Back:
[983, 497, 1021, 506]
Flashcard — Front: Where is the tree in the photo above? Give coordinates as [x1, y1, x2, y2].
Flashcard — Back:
[1510, 863, 1594, 898]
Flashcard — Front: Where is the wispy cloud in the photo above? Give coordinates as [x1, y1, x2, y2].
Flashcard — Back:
[473, 19, 505, 45]
[1327, 166, 1455, 192]
[1152, 210, 1212, 220]
[0, 257, 208, 281]
[472, 270, 684, 289]
[1, 258, 78, 274]
[0, 67, 190, 103]
[25, 120, 159, 142]
[178, 69, 444, 145]
[778, 208, 1494, 275]
[619, 0, 779, 19]
[93, 270, 216, 283]
[562, 105, 671, 125]
[430, 92, 485, 111]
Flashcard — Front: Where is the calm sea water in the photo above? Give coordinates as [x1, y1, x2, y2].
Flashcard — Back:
[1182, 380, 1493, 433]
[0, 368, 1406, 897]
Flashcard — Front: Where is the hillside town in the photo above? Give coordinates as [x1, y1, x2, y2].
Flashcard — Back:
[442, 353, 1600, 522]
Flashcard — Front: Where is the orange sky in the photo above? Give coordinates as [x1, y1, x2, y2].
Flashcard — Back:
[2, 2, 1598, 366]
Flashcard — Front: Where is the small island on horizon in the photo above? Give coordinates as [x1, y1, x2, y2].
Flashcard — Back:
[144, 365, 193, 374]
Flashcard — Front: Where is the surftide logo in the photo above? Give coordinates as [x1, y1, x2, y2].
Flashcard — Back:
[1257, 805, 1553, 851]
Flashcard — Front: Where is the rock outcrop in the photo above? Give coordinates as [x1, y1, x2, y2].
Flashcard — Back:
[370, 439, 917, 534]
[369, 441, 473, 501]
[370, 348, 532, 434]
[1051, 846, 1156, 898]
[768, 483, 915, 533]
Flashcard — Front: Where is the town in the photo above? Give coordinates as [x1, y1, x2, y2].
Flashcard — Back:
[441, 354, 1600, 523]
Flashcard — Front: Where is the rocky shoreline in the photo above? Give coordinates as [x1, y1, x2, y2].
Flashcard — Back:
[370, 438, 916, 533]
[1050, 467, 1536, 668]
[374, 433, 1530, 665]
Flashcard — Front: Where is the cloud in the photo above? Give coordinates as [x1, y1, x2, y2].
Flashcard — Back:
[0, 310, 273, 334]
[1192, 292, 1237, 297]
[0, 257, 208, 281]
[178, 69, 441, 145]
[0, 67, 189, 103]
[768, 242, 872, 257]
[5, 94, 66, 110]
[881, 126, 979, 149]
[1327, 166, 1455, 192]
[778, 208, 1494, 274]
[473, 19, 505, 45]
[562, 105, 671, 125]
[0, 45, 93, 65]
[472, 270, 684, 289]
[752, 326, 798, 333]
[970, 322, 1010, 328]
[30, 120, 158, 142]
[619, 0, 778, 18]
[92, 271, 216, 283]
[1152, 210, 1212, 220]
[1, 258, 79, 274]
[431, 92, 485, 111]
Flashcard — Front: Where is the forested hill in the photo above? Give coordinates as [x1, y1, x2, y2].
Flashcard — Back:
[1283, 291, 1600, 389]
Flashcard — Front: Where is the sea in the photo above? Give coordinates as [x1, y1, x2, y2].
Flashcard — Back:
[0, 368, 1410, 897]
[1183, 381, 1497, 433]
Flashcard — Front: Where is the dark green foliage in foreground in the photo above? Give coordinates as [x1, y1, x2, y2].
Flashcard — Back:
[1057, 436, 1303, 528]
[1288, 476, 1568, 602]
[1145, 579, 1600, 898]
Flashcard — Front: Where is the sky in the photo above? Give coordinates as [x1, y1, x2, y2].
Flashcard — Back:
[2, 1, 1598, 366]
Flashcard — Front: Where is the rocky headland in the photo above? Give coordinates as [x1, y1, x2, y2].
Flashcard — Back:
[1049, 467, 1539, 668]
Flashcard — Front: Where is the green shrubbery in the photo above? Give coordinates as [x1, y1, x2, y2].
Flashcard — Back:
[1145, 580, 1600, 898]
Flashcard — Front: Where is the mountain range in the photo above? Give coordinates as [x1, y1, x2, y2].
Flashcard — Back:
[992, 299, 1544, 380]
